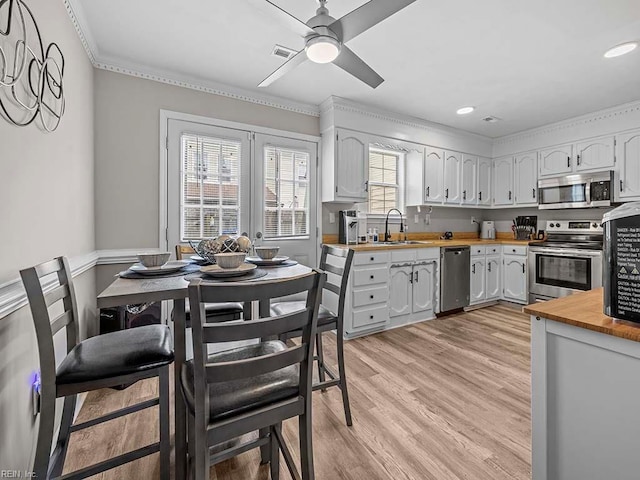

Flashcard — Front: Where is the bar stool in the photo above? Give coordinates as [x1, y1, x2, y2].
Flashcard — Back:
[21, 257, 174, 480]
[271, 245, 355, 426]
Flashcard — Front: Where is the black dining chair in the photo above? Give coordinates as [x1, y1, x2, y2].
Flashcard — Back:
[181, 269, 325, 480]
[271, 245, 355, 426]
[21, 257, 174, 480]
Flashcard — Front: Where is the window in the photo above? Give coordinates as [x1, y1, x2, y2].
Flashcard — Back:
[368, 149, 400, 214]
[180, 134, 241, 240]
[264, 145, 310, 238]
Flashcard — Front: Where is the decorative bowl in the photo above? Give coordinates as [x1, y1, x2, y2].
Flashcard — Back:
[214, 252, 247, 269]
[190, 236, 252, 263]
[255, 246, 280, 260]
[137, 252, 171, 267]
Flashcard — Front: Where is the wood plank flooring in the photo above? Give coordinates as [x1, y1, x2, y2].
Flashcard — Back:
[63, 304, 531, 479]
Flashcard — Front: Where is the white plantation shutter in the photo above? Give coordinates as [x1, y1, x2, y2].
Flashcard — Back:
[264, 145, 310, 238]
[181, 134, 241, 240]
[368, 149, 399, 214]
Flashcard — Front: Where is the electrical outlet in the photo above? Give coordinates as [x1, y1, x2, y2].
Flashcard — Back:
[414, 214, 419, 223]
[329, 212, 335, 224]
[471, 216, 476, 224]
[425, 214, 431, 225]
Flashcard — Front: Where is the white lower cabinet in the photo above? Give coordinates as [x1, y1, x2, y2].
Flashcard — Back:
[344, 248, 439, 338]
[470, 257, 486, 304]
[486, 256, 501, 300]
[502, 252, 527, 304]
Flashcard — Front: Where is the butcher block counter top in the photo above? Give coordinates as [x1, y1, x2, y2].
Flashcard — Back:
[524, 288, 640, 343]
[326, 238, 532, 252]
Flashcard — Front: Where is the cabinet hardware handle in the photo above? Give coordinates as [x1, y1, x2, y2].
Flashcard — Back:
[370, 275, 374, 279]
[370, 295, 374, 299]
[409, 273, 413, 284]
[577, 154, 581, 166]
[479, 191, 482, 201]
[364, 180, 369, 192]
[620, 180, 624, 192]
[472, 264, 476, 274]
[370, 257, 374, 261]
[463, 190, 466, 200]
[415, 271, 419, 282]
[445, 188, 449, 199]
[522, 264, 526, 274]
[532, 188, 536, 199]
[488, 263, 492, 273]
[567, 156, 571, 168]
[426, 186, 430, 197]
[508, 190, 512, 201]
[513, 249, 516, 252]
[370, 315, 374, 319]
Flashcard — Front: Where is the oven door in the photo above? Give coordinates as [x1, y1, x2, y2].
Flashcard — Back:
[528, 247, 602, 298]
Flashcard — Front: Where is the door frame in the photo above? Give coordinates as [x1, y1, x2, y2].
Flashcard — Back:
[159, 110, 321, 253]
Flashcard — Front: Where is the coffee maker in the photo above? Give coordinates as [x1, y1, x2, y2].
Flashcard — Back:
[339, 210, 367, 244]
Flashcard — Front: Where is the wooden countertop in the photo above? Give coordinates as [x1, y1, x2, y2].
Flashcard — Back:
[326, 238, 532, 252]
[523, 288, 640, 343]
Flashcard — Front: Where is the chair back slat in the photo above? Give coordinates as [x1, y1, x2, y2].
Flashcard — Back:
[206, 345, 306, 383]
[50, 310, 73, 336]
[319, 245, 355, 322]
[322, 263, 344, 277]
[175, 244, 195, 260]
[45, 284, 70, 308]
[323, 245, 350, 258]
[35, 258, 63, 278]
[202, 309, 311, 343]
[324, 282, 340, 296]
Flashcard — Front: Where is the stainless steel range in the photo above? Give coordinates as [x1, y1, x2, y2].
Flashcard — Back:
[528, 220, 604, 304]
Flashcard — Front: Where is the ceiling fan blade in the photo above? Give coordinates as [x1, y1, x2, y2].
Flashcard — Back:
[330, 0, 418, 43]
[258, 50, 308, 87]
[333, 46, 384, 89]
[246, 0, 314, 38]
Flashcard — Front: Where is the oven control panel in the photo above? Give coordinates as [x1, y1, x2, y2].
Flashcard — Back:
[545, 220, 603, 234]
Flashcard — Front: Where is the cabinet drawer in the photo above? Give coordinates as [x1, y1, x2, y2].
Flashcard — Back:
[353, 286, 388, 308]
[352, 305, 388, 330]
[354, 251, 390, 266]
[486, 245, 502, 255]
[416, 248, 439, 261]
[503, 245, 527, 256]
[391, 249, 416, 263]
[471, 246, 486, 256]
[353, 267, 389, 287]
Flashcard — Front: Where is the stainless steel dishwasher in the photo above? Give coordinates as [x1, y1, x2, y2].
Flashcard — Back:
[440, 246, 470, 312]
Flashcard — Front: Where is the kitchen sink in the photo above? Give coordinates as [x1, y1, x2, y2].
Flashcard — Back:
[375, 241, 432, 245]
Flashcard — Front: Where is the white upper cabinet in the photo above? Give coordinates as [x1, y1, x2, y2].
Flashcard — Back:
[477, 157, 492, 206]
[444, 151, 462, 204]
[461, 155, 478, 205]
[514, 152, 538, 205]
[575, 136, 615, 172]
[493, 157, 514, 205]
[539, 144, 573, 177]
[424, 148, 445, 204]
[322, 128, 369, 202]
[617, 130, 640, 200]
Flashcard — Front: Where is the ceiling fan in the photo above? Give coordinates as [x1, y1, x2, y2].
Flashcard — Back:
[252, 0, 418, 89]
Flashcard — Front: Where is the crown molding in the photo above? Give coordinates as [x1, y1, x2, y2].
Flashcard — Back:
[63, 0, 97, 64]
[494, 100, 640, 146]
[321, 96, 493, 144]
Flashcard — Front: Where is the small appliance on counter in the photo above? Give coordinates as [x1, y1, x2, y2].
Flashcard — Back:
[338, 210, 368, 244]
[603, 202, 640, 322]
[480, 221, 496, 239]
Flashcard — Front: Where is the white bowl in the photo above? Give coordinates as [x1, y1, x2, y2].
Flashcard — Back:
[255, 246, 280, 260]
[214, 252, 246, 269]
[137, 252, 171, 267]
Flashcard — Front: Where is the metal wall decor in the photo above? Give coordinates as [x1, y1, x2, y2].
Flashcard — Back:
[0, 0, 65, 131]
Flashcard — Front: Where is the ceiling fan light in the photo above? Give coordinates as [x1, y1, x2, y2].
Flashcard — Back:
[456, 106, 475, 115]
[604, 42, 637, 58]
[305, 36, 341, 64]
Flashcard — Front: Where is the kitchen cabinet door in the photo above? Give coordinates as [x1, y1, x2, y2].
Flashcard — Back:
[424, 147, 445, 204]
[335, 129, 368, 200]
[413, 261, 436, 313]
[502, 255, 527, 303]
[485, 256, 501, 300]
[575, 136, 615, 172]
[444, 151, 462, 204]
[477, 157, 492, 206]
[389, 265, 413, 317]
[461, 155, 478, 205]
[514, 153, 538, 205]
[470, 257, 486, 304]
[539, 144, 573, 177]
[617, 130, 640, 200]
[493, 157, 514, 205]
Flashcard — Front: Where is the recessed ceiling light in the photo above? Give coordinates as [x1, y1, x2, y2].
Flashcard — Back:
[604, 42, 637, 58]
[456, 106, 475, 115]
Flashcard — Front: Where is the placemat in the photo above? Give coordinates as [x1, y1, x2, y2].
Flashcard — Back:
[119, 263, 200, 279]
[258, 260, 299, 268]
[184, 268, 268, 283]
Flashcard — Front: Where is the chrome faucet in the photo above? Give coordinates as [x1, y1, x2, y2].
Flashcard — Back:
[384, 208, 404, 242]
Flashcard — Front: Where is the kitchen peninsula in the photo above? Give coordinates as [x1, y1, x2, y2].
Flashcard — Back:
[524, 289, 640, 480]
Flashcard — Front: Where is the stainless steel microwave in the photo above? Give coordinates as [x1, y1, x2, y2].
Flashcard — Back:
[537, 171, 613, 209]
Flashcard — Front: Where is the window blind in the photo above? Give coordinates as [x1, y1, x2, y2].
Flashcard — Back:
[368, 150, 399, 214]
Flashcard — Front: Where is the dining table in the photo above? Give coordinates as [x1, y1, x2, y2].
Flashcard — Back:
[96, 261, 313, 480]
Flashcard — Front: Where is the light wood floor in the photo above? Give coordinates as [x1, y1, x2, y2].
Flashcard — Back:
[63, 304, 532, 479]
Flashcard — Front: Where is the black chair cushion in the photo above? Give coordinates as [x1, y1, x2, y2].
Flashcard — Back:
[271, 301, 337, 328]
[181, 341, 299, 421]
[57, 325, 174, 385]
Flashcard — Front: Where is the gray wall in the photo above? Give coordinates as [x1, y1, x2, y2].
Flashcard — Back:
[94, 70, 320, 250]
[0, 0, 96, 471]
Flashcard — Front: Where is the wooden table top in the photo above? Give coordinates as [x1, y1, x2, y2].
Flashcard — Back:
[523, 288, 640, 343]
[97, 263, 313, 309]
